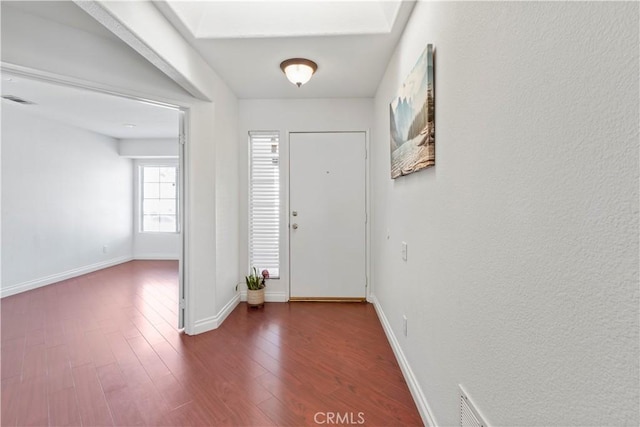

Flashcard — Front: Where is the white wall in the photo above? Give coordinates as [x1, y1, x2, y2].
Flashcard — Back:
[132, 159, 180, 260]
[119, 138, 178, 158]
[1, 103, 133, 296]
[371, 2, 639, 426]
[124, 140, 180, 260]
[214, 94, 242, 315]
[239, 98, 373, 300]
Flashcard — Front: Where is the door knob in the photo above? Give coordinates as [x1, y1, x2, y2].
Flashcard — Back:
[292, 223, 298, 230]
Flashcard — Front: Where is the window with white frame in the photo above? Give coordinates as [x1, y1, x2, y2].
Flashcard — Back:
[249, 131, 280, 278]
[141, 165, 178, 232]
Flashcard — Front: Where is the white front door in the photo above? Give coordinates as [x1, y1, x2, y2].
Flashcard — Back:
[289, 132, 366, 300]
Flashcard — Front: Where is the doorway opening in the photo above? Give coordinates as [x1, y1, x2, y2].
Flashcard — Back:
[0, 67, 188, 330]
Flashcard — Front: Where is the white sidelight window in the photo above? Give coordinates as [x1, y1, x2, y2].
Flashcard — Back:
[141, 165, 178, 232]
[249, 131, 280, 278]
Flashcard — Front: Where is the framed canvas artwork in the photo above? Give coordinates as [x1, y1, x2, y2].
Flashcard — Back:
[390, 44, 435, 179]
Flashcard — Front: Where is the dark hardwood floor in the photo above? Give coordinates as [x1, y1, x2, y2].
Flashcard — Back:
[1, 261, 423, 426]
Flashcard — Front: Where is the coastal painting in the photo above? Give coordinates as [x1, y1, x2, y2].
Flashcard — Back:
[390, 44, 435, 179]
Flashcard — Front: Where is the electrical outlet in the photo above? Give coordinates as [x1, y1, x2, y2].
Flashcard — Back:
[102, 245, 108, 254]
[403, 315, 408, 337]
[401, 241, 407, 261]
[235, 284, 238, 292]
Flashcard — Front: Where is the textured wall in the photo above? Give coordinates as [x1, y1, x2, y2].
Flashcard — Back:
[371, 2, 639, 425]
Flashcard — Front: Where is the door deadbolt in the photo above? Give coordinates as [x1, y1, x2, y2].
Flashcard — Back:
[292, 211, 298, 216]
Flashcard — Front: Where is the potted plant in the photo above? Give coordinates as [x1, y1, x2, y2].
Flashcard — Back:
[245, 267, 268, 307]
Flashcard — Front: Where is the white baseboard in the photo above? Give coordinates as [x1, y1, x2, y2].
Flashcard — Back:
[192, 290, 286, 335]
[191, 293, 240, 335]
[1, 256, 133, 298]
[370, 294, 438, 427]
[133, 254, 179, 260]
[239, 290, 288, 303]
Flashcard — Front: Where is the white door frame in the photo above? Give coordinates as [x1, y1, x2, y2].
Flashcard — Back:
[1, 62, 192, 328]
[177, 110, 187, 329]
[284, 130, 371, 302]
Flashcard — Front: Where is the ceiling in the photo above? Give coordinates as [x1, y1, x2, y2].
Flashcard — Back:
[3, 0, 119, 41]
[3, 1, 415, 98]
[1, 1, 179, 140]
[161, 1, 404, 39]
[1, 72, 179, 139]
[0, 1, 416, 138]
[155, 0, 416, 99]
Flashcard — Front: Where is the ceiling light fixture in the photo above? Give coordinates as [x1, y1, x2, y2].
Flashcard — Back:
[280, 58, 318, 87]
[123, 123, 136, 128]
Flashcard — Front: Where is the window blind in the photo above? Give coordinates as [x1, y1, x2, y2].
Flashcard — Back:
[249, 131, 280, 278]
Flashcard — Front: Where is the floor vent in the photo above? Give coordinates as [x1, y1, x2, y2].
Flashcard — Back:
[459, 385, 488, 427]
[2, 95, 36, 105]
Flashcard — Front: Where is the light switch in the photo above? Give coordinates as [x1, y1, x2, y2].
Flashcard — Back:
[401, 241, 407, 261]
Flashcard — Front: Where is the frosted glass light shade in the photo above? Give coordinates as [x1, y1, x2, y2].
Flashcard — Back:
[280, 58, 318, 87]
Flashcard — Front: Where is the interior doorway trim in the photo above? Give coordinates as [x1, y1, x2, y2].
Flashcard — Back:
[1, 62, 181, 109]
[1, 61, 191, 331]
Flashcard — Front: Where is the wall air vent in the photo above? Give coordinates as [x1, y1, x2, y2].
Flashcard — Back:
[460, 385, 488, 427]
[2, 95, 36, 105]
